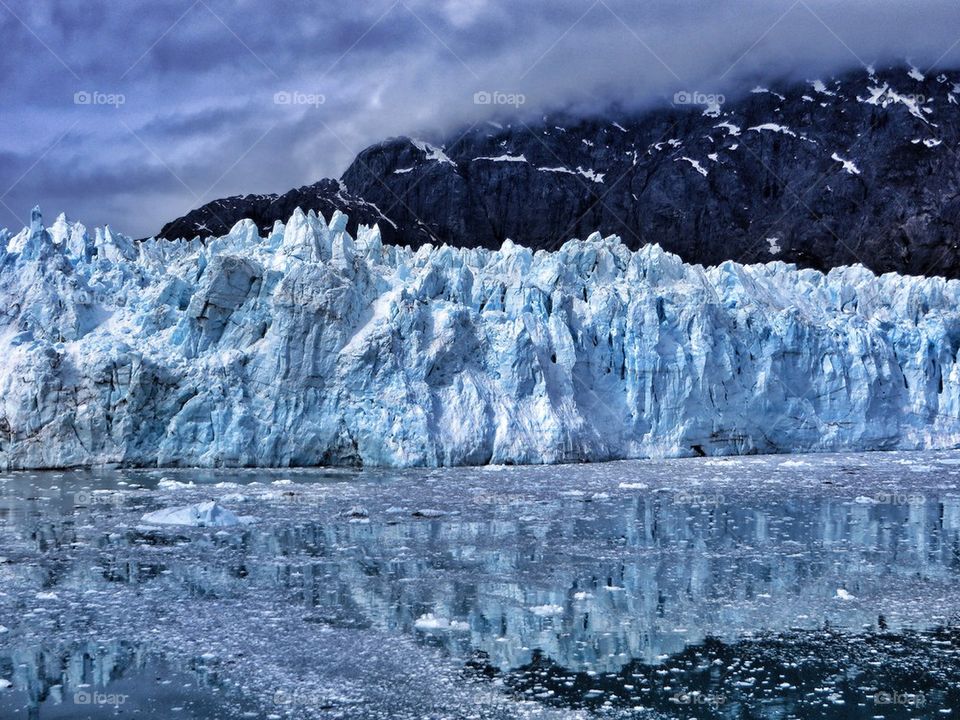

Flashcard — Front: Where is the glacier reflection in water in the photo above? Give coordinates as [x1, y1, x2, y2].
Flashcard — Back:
[0, 451, 959, 718]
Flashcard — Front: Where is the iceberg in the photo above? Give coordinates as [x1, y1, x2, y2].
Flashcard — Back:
[2, 206, 960, 469]
[140, 500, 247, 527]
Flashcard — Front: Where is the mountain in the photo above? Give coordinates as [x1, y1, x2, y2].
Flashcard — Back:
[156, 178, 402, 245]
[3, 207, 960, 469]
[157, 65, 960, 279]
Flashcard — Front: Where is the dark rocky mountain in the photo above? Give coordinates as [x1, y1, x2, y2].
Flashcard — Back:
[156, 178, 396, 245]
[158, 65, 960, 278]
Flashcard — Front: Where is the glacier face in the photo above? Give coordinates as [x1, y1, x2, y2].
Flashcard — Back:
[1, 206, 960, 469]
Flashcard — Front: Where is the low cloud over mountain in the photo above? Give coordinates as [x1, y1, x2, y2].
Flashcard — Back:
[2, 0, 959, 236]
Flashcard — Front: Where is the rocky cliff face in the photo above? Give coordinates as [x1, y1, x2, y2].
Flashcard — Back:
[159, 65, 960, 279]
[4, 207, 960, 468]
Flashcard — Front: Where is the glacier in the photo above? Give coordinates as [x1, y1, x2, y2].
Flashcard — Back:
[1, 206, 960, 469]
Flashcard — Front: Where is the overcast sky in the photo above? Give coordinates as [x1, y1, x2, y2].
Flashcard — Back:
[2, 0, 960, 237]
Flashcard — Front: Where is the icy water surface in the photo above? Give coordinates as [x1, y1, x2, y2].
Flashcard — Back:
[0, 451, 959, 719]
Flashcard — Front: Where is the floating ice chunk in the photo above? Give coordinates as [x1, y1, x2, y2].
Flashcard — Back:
[414, 614, 469, 631]
[529, 604, 564, 616]
[141, 501, 252, 527]
[0, 679, 10, 689]
[220, 493, 248, 503]
[834, 588, 856, 601]
[618, 482, 649, 490]
[158, 479, 195, 490]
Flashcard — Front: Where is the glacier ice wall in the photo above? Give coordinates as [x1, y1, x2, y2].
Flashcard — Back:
[2, 206, 960, 469]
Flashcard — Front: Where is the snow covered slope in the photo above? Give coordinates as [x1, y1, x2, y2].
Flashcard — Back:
[2, 207, 960, 469]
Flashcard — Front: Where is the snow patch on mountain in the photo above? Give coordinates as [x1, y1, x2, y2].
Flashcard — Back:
[3, 207, 960, 469]
[811, 80, 837, 96]
[714, 122, 741, 137]
[410, 139, 456, 166]
[751, 86, 786, 101]
[676, 157, 708, 177]
[575, 167, 605, 183]
[831, 153, 861, 175]
[861, 84, 932, 123]
[539, 166, 576, 175]
[474, 154, 528, 163]
[749, 123, 797, 137]
[702, 99, 722, 117]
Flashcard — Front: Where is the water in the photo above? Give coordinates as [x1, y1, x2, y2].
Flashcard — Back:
[0, 451, 958, 718]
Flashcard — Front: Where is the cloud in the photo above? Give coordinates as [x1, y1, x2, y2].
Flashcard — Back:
[1, 0, 958, 236]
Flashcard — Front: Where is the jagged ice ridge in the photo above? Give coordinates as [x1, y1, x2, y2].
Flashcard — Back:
[1, 206, 959, 468]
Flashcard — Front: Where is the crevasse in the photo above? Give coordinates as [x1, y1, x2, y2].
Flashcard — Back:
[1, 206, 959, 469]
